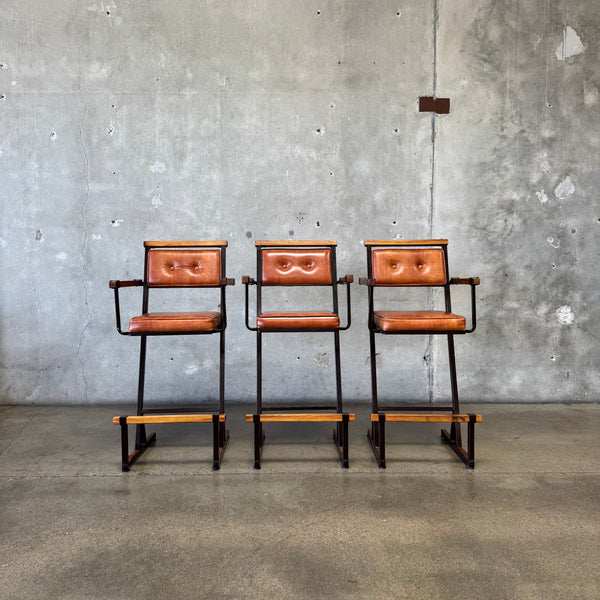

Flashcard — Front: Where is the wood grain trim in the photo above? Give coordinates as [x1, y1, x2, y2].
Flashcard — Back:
[113, 414, 226, 425]
[450, 277, 481, 285]
[255, 240, 337, 247]
[364, 239, 448, 247]
[371, 413, 481, 423]
[246, 413, 355, 422]
[144, 241, 228, 248]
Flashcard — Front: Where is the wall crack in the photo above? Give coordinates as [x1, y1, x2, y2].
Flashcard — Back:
[78, 95, 91, 401]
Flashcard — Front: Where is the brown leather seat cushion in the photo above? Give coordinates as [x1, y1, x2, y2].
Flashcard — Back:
[257, 311, 340, 330]
[374, 310, 465, 332]
[129, 312, 221, 333]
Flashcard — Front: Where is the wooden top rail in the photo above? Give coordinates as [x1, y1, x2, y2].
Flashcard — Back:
[255, 240, 337, 247]
[371, 413, 481, 423]
[246, 413, 355, 423]
[144, 241, 228, 248]
[364, 239, 448, 247]
[114, 414, 226, 425]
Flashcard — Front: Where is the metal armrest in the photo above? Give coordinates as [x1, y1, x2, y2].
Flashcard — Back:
[108, 279, 143, 335]
[449, 277, 480, 333]
[242, 276, 258, 331]
[337, 274, 353, 331]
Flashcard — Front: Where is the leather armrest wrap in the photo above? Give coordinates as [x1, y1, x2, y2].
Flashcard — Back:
[109, 279, 143, 289]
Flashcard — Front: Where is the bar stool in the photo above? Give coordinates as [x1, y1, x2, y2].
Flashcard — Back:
[109, 241, 234, 471]
[243, 240, 355, 468]
[360, 239, 481, 468]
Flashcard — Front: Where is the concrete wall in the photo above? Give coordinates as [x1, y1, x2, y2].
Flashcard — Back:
[1, 0, 598, 405]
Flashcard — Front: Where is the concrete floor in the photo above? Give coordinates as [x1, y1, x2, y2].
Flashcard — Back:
[1, 402, 599, 599]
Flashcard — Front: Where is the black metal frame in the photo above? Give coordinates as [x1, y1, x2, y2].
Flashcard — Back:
[243, 241, 353, 468]
[360, 240, 480, 468]
[109, 241, 234, 470]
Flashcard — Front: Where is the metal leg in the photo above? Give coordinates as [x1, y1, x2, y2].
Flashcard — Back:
[219, 330, 225, 414]
[334, 330, 343, 413]
[212, 415, 220, 470]
[257, 332, 262, 414]
[367, 414, 386, 468]
[333, 416, 350, 468]
[135, 335, 148, 449]
[119, 417, 130, 472]
[467, 414, 476, 469]
[342, 414, 349, 468]
[369, 330, 379, 413]
[253, 414, 262, 469]
[378, 414, 386, 468]
[447, 333, 462, 447]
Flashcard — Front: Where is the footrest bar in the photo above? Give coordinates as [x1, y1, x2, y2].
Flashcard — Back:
[114, 414, 227, 472]
[247, 413, 355, 468]
[246, 413, 355, 423]
[372, 413, 481, 423]
[369, 412, 481, 469]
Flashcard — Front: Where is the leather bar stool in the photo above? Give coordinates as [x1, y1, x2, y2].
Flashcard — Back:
[109, 241, 234, 471]
[243, 240, 355, 468]
[360, 239, 482, 468]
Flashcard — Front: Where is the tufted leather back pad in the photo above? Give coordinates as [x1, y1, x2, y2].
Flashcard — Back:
[147, 249, 222, 287]
[371, 248, 447, 286]
[261, 249, 332, 285]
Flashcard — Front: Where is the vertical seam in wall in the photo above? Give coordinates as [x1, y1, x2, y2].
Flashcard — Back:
[78, 96, 91, 402]
[426, 0, 439, 403]
[77, 0, 91, 402]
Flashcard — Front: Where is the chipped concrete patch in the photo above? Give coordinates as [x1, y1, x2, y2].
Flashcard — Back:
[87, 61, 112, 80]
[536, 190, 548, 203]
[556, 305, 575, 325]
[150, 161, 166, 173]
[546, 237, 559, 248]
[110, 219, 123, 227]
[539, 158, 552, 174]
[313, 352, 331, 368]
[555, 26, 585, 61]
[554, 176, 575, 199]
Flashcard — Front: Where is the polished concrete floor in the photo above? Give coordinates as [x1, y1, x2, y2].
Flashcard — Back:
[1, 402, 599, 599]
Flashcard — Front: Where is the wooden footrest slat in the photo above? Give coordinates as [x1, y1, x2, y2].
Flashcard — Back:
[246, 413, 355, 423]
[371, 413, 481, 423]
[113, 414, 226, 425]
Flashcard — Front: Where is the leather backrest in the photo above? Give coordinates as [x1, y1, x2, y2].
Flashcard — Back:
[371, 248, 447, 286]
[147, 249, 222, 287]
[261, 249, 332, 285]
